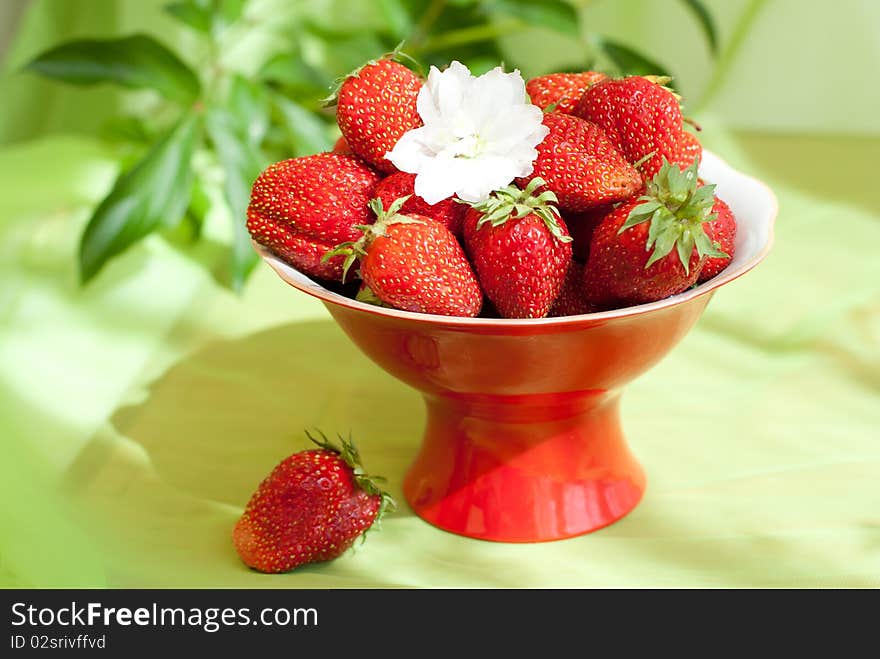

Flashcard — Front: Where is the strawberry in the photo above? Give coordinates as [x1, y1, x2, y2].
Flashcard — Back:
[374, 171, 464, 237]
[462, 178, 572, 319]
[326, 197, 482, 317]
[526, 71, 607, 114]
[518, 113, 641, 213]
[233, 431, 393, 574]
[674, 130, 702, 171]
[548, 260, 594, 317]
[565, 205, 614, 261]
[698, 196, 736, 282]
[247, 153, 381, 281]
[332, 135, 354, 155]
[583, 159, 727, 307]
[332, 57, 422, 174]
[573, 76, 685, 180]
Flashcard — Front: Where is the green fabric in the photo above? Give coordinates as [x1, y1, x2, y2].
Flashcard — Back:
[2, 131, 878, 588]
[1, 1, 879, 588]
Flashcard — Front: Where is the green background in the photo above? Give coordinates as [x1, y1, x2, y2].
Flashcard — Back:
[1, 0, 879, 587]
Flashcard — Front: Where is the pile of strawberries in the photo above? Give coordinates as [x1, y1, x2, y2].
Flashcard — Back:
[247, 58, 736, 319]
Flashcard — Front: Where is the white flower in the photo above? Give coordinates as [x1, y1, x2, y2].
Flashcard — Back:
[384, 61, 548, 205]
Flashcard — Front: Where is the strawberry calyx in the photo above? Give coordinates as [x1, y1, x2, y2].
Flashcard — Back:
[619, 159, 727, 273]
[304, 429, 396, 524]
[355, 284, 389, 307]
[322, 196, 425, 282]
[640, 75, 681, 101]
[463, 177, 572, 244]
[320, 43, 422, 107]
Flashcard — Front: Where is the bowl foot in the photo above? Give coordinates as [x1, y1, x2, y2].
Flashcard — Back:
[403, 392, 645, 542]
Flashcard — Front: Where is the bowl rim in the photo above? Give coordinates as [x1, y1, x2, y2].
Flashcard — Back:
[255, 149, 778, 327]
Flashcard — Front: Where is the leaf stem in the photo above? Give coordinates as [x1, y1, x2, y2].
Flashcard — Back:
[408, 0, 447, 50]
[414, 19, 524, 55]
[695, 0, 769, 112]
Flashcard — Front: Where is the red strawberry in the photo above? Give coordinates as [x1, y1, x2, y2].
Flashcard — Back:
[462, 179, 572, 319]
[326, 197, 482, 317]
[673, 130, 702, 171]
[698, 196, 736, 282]
[518, 113, 641, 212]
[332, 58, 422, 174]
[583, 159, 726, 307]
[526, 71, 607, 114]
[332, 135, 354, 155]
[549, 260, 594, 317]
[233, 431, 393, 574]
[247, 153, 381, 281]
[565, 205, 614, 261]
[573, 76, 685, 180]
[374, 172, 464, 237]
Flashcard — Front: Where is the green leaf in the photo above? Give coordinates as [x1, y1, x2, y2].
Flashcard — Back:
[25, 34, 200, 103]
[164, 1, 213, 33]
[165, 0, 247, 34]
[273, 95, 333, 156]
[302, 23, 387, 78]
[489, 0, 579, 37]
[100, 116, 156, 145]
[229, 75, 270, 146]
[646, 209, 664, 248]
[693, 225, 728, 259]
[620, 201, 658, 232]
[646, 223, 680, 268]
[356, 284, 389, 307]
[377, 0, 413, 41]
[676, 231, 695, 273]
[680, 0, 718, 55]
[205, 108, 265, 291]
[218, 0, 248, 24]
[259, 52, 329, 92]
[595, 36, 671, 78]
[79, 115, 199, 283]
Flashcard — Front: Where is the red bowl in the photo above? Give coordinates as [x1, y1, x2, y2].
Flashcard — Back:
[255, 151, 777, 542]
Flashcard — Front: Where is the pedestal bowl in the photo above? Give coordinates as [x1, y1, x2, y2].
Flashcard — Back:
[254, 150, 777, 542]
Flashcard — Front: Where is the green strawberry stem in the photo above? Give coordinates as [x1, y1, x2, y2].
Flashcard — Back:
[619, 158, 727, 273]
[355, 284, 389, 307]
[462, 177, 571, 244]
[304, 429, 396, 524]
[322, 195, 424, 282]
[641, 75, 681, 100]
[682, 116, 703, 131]
[320, 45, 422, 107]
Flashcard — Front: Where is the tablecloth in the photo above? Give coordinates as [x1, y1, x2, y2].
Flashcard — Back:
[2, 127, 879, 588]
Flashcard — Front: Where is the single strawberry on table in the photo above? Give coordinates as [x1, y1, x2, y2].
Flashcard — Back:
[526, 71, 607, 114]
[462, 178, 572, 319]
[583, 159, 728, 307]
[329, 55, 422, 174]
[233, 431, 394, 574]
[573, 75, 686, 180]
[324, 196, 482, 317]
[374, 171, 465, 237]
[247, 153, 381, 281]
[517, 113, 642, 213]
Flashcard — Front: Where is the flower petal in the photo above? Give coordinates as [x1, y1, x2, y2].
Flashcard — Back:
[385, 127, 432, 173]
[391, 61, 546, 205]
[413, 155, 465, 204]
